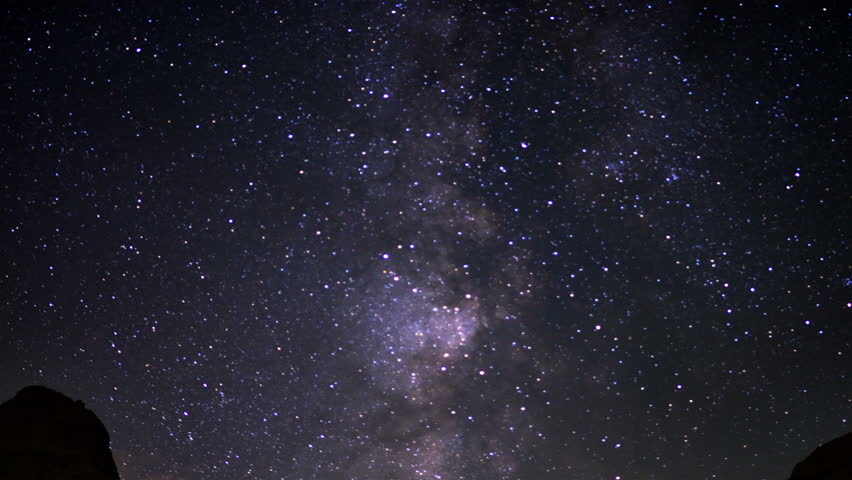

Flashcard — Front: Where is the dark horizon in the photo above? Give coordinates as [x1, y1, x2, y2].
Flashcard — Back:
[1, 2, 849, 479]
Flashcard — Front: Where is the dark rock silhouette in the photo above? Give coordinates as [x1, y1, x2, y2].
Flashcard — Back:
[788, 431, 852, 480]
[0, 385, 120, 480]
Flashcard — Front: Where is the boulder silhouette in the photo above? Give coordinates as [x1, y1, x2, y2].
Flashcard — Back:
[0, 385, 120, 479]
[788, 431, 852, 480]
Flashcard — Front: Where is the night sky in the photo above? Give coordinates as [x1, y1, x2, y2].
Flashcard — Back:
[1, 2, 849, 479]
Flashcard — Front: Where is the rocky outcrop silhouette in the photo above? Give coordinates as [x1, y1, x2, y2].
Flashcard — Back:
[788, 431, 852, 480]
[0, 385, 120, 479]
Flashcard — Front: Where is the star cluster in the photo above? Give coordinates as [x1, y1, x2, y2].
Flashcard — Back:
[1, 2, 849, 479]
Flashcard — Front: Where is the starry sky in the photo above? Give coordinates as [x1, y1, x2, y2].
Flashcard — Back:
[1, 2, 849, 479]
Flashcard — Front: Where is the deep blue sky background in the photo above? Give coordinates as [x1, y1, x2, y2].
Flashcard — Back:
[2, 2, 849, 479]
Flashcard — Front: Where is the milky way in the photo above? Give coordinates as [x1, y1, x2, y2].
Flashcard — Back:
[1, 2, 849, 480]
